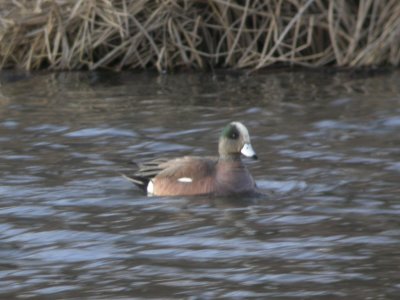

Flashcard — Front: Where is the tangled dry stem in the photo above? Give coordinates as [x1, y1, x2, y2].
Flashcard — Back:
[0, 0, 399, 71]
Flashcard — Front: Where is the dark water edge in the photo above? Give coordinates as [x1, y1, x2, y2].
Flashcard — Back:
[0, 69, 400, 299]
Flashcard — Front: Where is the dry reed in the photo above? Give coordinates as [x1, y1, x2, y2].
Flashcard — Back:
[0, 0, 399, 71]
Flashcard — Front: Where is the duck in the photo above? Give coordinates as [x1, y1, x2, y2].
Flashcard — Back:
[125, 121, 258, 196]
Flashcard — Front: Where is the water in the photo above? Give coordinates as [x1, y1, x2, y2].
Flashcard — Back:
[0, 70, 400, 299]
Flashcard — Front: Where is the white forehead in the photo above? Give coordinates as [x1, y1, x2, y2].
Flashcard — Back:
[231, 122, 250, 141]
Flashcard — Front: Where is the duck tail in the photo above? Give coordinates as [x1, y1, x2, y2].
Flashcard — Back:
[121, 174, 150, 192]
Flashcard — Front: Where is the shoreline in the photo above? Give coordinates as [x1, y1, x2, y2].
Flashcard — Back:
[1, 0, 399, 72]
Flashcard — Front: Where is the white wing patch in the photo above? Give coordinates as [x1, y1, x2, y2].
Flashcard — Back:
[147, 180, 154, 194]
[178, 177, 193, 183]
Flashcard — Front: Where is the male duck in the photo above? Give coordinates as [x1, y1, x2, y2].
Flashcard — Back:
[126, 122, 258, 196]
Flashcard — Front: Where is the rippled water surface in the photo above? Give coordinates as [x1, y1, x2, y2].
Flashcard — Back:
[1, 70, 400, 299]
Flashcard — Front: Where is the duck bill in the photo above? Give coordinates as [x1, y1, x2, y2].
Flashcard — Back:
[241, 143, 258, 160]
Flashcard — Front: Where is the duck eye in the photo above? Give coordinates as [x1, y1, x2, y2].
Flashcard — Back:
[230, 132, 238, 139]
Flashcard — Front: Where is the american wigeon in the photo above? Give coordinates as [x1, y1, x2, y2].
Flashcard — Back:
[125, 122, 258, 196]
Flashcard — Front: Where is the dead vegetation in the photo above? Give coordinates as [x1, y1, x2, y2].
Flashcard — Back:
[0, 0, 399, 71]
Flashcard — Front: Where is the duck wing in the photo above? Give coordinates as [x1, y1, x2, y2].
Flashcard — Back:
[123, 156, 217, 192]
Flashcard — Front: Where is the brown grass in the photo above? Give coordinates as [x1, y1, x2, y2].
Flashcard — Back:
[0, 0, 399, 71]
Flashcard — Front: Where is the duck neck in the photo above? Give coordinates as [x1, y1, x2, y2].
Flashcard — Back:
[218, 153, 242, 163]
